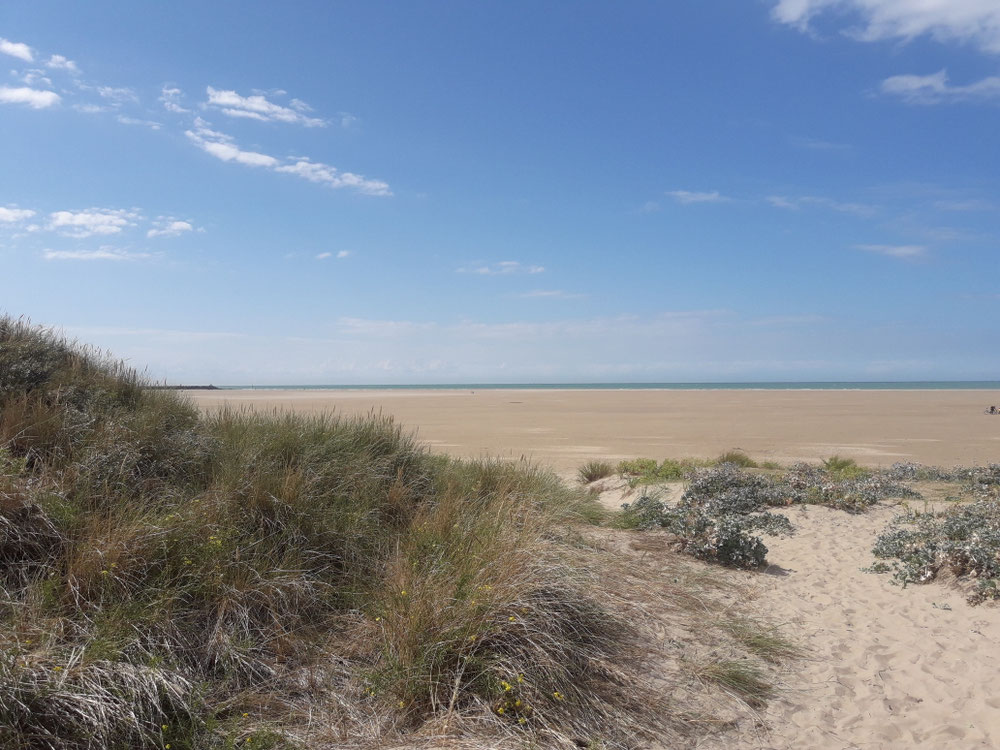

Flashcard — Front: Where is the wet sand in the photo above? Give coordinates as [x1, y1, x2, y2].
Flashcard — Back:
[186, 388, 1000, 473]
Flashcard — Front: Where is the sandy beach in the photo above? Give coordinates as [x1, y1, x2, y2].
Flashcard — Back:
[186, 388, 1000, 473]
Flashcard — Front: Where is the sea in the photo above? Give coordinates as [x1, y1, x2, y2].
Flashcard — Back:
[216, 381, 1000, 391]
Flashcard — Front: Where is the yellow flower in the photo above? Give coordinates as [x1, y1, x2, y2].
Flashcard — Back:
[496, 706, 505, 714]
[110, 562, 117, 568]
[165, 745, 171, 749]
[53, 666, 63, 672]
[553, 691, 563, 700]
[508, 616, 515, 621]
[101, 570, 109, 576]
[514, 699, 522, 707]
[161, 724, 168, 730]
[516, 674, 524, 684]
[400, 590, 407, 596]
[468, 635, 476, 641]
[398, 700, 405, 708]
[241, 712, 249, 718]
[374, 616, 382, 622]
[500, 680, 512, 691]
[518, 717, 527, 724]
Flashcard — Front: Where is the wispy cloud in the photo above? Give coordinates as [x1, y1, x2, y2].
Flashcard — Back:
[96, 85, 138, 105]
[0, 86, 60, 109]
[772, 0, 1000, 54]
[43, 247, 155, 261]
[458, 260, 545, 275]
[275, 158, 391, 195]
[519, 289, 585, 300]
[767, 194, 875, 217]
[0, 206, 36, 223]
[666, 189, 730, 205]
[46, 54, 78, 73]
[855, 243, 926, 260]
[314, 250, 350, 260]
[0, 37, 33, 62]
[934, 198, 994, 212]
[159, 86, 189, 113]
[147, 219, 193, 238]
[185, 119, 279, 167]
[337, 250, 351, 258]
[791, 135, 851, 151]
[185, 119, 391, 195]
[205, 87, 326, 127]
[117, 115, 162, 130]
[315, 252, 332, 260]
[49, 208, 140, 238]
[881, 70, 1000, 105]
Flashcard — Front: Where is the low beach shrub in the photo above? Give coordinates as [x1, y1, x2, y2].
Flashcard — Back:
[871, 500, 1000, 604]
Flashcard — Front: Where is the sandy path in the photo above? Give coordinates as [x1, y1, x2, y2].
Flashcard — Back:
[738, 504, 1000, 749]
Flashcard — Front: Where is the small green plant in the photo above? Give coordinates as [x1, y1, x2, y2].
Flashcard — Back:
[578, 459, 615, 484]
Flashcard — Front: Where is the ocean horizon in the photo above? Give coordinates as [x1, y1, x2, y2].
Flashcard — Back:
[210, 381, 1000, 392]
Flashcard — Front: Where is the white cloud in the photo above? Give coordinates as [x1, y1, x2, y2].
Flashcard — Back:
[275, 158, 391, 196]
[46, 54, 78, 73]
[666, 190, 730, 204]
[43, 247, 155, 261]
[337, 250, 351, 258]
[147, 220, 193, 238]
[185, 119, 390, 195]
[159, 86, 189, 113]
[0, 85, 60, 109]
[205, 87, 326, 127]
[96, 85, 137, 104]
[0, 206, 36, 222]
[767, 194, 875, 217]
[458, 261, 545, 275]
[185, 121, 278, 167]
[772, 0, 1000, 54]
[49, 208, 139, 238]
[19, 69, 52, 87]
[117, 115, 162, 130]
[881, 69, 1000, 104]
[74, 103, 108, 114]
[855, 243, 926, 259]
[315, 252, 332, 260]
[0, 38, 33, 62]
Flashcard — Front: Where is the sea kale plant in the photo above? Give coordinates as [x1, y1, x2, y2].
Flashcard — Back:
[620, 466, 794, 569]
[871, 499, 1000, 604]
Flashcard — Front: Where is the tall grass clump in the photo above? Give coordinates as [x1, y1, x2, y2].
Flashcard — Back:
[0, 318, 676, 748]
[577, 459, 614, 484]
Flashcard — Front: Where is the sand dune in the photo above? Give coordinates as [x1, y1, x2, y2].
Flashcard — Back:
[187, 388, 1000, 747]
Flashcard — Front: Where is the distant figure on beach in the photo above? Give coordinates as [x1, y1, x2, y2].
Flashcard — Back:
[991, 405, 997, 415]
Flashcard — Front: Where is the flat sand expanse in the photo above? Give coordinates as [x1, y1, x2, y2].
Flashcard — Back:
[187, 389, 1000, 473]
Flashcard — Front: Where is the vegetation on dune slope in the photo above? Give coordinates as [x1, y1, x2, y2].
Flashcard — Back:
[2, 317, 717, 749]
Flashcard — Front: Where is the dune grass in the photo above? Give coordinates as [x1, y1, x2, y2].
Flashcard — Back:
[1, 317, 713, 748]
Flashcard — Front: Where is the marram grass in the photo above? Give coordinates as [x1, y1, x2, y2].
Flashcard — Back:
[0, 317, 692, 749]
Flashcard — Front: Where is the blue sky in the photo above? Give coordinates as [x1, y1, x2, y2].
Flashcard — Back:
[2, 1, 999, 383]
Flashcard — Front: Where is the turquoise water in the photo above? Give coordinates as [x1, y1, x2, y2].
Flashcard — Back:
[218, 381, 1000, 391]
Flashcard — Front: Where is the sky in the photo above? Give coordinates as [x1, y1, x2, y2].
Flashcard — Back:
[2, 1, 999, 384]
